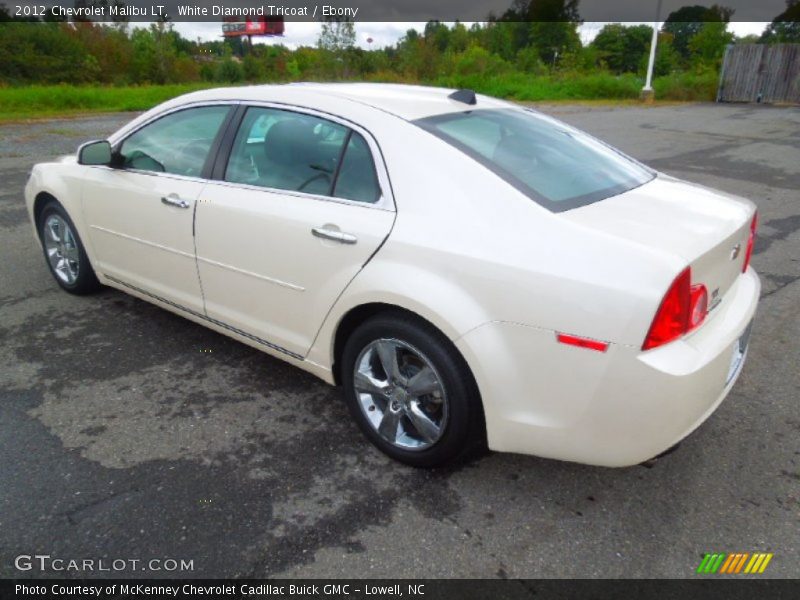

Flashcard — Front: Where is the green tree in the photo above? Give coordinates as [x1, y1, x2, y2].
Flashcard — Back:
[128, 24, 184, 84]
[688, 21, 733, 68]
[662, 4, 733, 60]
[760, 0, 800, 43]
[560, 43, 598, 73]
[318, 18, 356, 51]
[495, 0, 582, 61]
[223, 35, 246, 58]
[318, 17, 356, 77]
[524, 1, 583, 66]
[528, 20, 581, 66]
[516, 46, 547, 74]
[150, 22, 178, 83]
[242, 54, 264, 81]
[424, 20, 450, 52]
[592, 23, 652, 73]
[69, 22, 133, 84]
[482, 22, 516, 61]
[449, 21, 470, 53]
[0, 22, 88, 83]
[453, 45, 510, 76]
[650, 34, 681, 77]
[395, 28, 441, 80]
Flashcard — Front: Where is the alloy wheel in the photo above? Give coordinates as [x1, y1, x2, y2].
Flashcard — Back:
[353, 338, 448, 451]
[43, 214, 80, 285]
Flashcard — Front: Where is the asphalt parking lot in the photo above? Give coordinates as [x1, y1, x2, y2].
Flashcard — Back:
[1, 102, 798, 579]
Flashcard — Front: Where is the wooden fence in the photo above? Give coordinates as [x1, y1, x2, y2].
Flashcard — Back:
[717, 44, 800, 105]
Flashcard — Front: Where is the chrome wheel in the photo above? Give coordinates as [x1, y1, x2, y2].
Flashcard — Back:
[353, 338, 448, 451]
[43, 214, 80, 285]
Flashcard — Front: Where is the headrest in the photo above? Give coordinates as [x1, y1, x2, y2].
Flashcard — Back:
[264, 119, 318, 166]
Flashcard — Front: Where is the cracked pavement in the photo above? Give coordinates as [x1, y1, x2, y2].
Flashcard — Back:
[0, 103, 798, 579]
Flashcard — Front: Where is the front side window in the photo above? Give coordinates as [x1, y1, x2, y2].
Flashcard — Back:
[119, 105, 231, 177]
[416, 108, 654, 212]
[225, 107, 381, 203]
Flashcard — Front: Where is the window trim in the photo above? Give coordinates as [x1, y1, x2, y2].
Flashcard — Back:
[328, 129, 353, 197]
[109, 101, 239, 183]
[99, 99, 395, 211]
[212, 102, 394, 212]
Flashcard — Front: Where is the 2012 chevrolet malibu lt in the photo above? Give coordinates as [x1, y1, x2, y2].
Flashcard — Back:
[24, 84, 759, 467]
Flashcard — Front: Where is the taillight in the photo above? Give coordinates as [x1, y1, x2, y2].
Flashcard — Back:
[688, 284, 708, 330]
[643, 268, 690, 350]
[642, 267, 708, 350]
[742, 211, 757, 273]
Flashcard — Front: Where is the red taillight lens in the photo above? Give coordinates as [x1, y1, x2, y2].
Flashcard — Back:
[643, 268, 709, 350]
[688, 284, 708, 330]
[742, 212, 757, 273]
[642, 267, 691, 350]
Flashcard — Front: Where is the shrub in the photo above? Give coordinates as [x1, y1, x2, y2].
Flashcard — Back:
[515, 46, 548, 75]
[215, 58, 243, 83]
[435, 71, 643, 101]
[454, 46, 511, 77]
[653, 68, 719, 101]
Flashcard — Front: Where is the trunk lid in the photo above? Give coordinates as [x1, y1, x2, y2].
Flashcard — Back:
[562, 174, 756, 312]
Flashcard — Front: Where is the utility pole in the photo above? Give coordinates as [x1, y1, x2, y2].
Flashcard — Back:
[641, 0, 663, 103]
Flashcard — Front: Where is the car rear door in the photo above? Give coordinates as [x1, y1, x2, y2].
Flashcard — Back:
[195, 105, 395, 358]
[81, 104, 234, 313]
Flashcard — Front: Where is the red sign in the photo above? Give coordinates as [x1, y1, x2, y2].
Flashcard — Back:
[222, 16, 284, 38]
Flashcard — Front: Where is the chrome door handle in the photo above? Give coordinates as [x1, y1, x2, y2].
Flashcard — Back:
[161, 195, 191, 209]
[312, 227, 357, 245]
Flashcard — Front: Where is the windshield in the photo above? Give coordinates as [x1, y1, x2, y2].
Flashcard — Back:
[415, 108, 655, 212]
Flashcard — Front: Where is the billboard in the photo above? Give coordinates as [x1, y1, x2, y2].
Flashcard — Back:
[222, 16, 285, 38]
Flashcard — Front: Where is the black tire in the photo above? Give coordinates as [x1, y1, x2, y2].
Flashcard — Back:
[38, 200, 100, 295]
[342, 311, 485, 468]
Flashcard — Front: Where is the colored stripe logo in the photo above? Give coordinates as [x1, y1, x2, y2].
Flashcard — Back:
[696, 552, 773, 574]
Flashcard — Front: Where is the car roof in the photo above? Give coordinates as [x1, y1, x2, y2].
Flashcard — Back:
[174, 83, 513, 122]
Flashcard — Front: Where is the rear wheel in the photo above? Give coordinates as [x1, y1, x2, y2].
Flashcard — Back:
[342, 312, 485, 468]
[39, 201, 100, 295]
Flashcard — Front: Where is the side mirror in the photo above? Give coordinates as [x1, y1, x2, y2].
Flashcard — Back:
[78, 140, 112, 166]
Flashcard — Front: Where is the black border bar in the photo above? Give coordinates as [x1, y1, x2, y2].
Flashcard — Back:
[3, 1, 799, 23]
[3, 579, 800, 600]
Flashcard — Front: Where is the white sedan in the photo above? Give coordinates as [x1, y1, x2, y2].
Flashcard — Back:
[25, 84, 759, 468]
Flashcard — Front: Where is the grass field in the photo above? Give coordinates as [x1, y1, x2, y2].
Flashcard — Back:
[0, 71, 719, 122]
[435, 70, 719, 102]
[434, 72, 643, 101]
[0, 83, 214, 121]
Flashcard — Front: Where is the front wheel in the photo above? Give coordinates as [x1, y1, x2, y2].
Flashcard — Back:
[341, 312, 485, 468]
[39, 200, 100, 295]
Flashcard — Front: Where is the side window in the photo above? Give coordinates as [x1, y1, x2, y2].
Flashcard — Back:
[119, 106, 230, 177]
[225, 107, 349, 197]
[333, 132, 381, 204]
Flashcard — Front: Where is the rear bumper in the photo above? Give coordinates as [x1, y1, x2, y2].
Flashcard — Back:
[456, 269, 760, 467]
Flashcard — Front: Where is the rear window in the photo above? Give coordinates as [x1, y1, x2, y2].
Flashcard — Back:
[415, 108, 654, 212]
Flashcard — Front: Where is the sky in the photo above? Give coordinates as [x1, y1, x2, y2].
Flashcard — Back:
[166, 21, 771, 49]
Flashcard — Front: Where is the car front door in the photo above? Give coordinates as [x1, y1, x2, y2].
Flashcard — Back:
[195, 105, 395, 358]
[81, 104, 233, 313]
